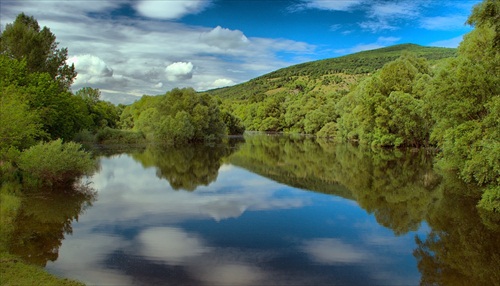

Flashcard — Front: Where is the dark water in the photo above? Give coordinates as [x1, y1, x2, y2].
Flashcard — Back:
[11, 134, 500, 285]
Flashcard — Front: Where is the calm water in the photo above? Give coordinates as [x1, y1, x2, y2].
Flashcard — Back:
[11, 134, 500, 285]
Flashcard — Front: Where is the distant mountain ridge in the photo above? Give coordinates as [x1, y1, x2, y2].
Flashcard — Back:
[206, 44, 456, 100]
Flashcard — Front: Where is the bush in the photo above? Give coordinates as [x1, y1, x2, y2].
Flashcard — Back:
[95, 127, 145, 144]
[478, 186, 500, 213]
[317, 122, 338, 138]
[18, 139, 95, 185]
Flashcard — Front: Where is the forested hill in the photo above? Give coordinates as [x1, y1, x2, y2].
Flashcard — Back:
[206, 44, 456, 100]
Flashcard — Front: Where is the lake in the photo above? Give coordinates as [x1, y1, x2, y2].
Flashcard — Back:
[11, 134, 499, 285]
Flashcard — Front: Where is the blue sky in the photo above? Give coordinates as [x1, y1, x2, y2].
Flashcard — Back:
[0, 0, 482, 104]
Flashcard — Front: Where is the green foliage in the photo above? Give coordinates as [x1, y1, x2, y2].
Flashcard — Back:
[76, 87, 120, 130]
[0, 253, 85, 286]
[220, 111, 245, 135]
[478, 186, 500, 212]
[414, 172, 500, 286]
[317, 122, 338, 138]
[18, 139, 95, 185]
[0, 13, 76, 90]
[122, 88, 228, 143]
[214, 44, 454, 136]
[230, 134, 443, 234]
[132, 142, 239, 191]
[426, 1, 499, 201]
[0, 89, 41, 150]
[208, 44, 455, 101]
[336, 54, 432, 147]
[95, 127, 145, 144]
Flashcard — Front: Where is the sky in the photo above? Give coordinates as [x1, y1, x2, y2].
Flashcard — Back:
[0, 0, 482, 104]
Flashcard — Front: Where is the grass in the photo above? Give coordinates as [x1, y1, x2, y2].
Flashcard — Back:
[0, 253, 84, 286]
[0, 184, 85, 286]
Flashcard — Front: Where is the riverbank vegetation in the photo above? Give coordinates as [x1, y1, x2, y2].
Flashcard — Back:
[0, 0, 498, 283]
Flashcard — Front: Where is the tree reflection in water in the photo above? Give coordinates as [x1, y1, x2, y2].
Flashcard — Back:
[230, 134, 442, 235]
[230, 133, 500, 285]
[9, 182, 97, 266]
[414, 173, 500, 286]
[131, 140, 242, 191]
[6, 134, 499, 284]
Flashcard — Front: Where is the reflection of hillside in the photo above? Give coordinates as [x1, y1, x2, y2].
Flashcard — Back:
[229, 135, 353, 200]
[9, 183, 96, 266]
[230, 134, 442, 235]
[132, 140, 242, 191]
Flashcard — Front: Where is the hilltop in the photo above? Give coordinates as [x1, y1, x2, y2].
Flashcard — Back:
[207, 44, 456, 100]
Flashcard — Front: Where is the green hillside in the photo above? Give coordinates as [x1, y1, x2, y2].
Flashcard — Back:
[207, 44, 456, 100]
[209, 44, 457, 135]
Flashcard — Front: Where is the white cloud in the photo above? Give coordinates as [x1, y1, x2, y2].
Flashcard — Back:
[420, 15, 468, 30]
[292, 0, 365, 11]
[67, 54, 114, 86]
[139, 227, 210, 264]
[429, 35, 464, 48]
[135, 0, 210, 20]
[368, 2, 420, 19]
[165, 62, 194, 81]
[201, 26, 250, 50]
[359, 1, 424, 32]
[1, 1, 315, 104]
[302, 238, 371, 264]
[199, 78, 236, 90]
[358, 19, 397, 32]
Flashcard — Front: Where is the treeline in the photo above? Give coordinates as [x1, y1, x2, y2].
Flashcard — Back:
[0, 13, 244, 186]
[118, 87, 244, 144]
[0, 14, 118, 187]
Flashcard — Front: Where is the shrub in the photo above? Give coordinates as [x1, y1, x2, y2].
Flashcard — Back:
[317, 122, 338, 138]
[18, 139, 95, 185]
[478, 186, 500, 213]
[95, 127, 145, 144]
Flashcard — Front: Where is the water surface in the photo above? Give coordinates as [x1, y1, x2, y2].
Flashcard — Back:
[12, 134, 500, 285]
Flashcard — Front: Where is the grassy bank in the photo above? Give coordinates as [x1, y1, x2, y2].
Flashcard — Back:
[0, 253, 84, 286]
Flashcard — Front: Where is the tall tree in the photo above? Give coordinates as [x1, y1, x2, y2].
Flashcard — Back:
[0, 13, 76, 90]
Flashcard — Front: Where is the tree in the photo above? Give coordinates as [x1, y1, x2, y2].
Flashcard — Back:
[0, 88, 41, 150]
[336, 54, 433, 147]
[426, 0, 499, 211]
[0, 13, 76, 90]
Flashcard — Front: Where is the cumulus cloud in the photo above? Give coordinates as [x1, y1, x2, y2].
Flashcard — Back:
[0, 0, 316, 104]
[165, 62, 194, 81]
[139, 227, 210, 264]
[135, 0, 210, 20]
[67, 54, 113, 85]
[302, 238, 372, 264]
[201, 26, 249, 50]
[212, 78, 235, 88]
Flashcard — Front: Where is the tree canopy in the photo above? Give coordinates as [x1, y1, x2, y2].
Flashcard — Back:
[0, 13, 76, 90]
